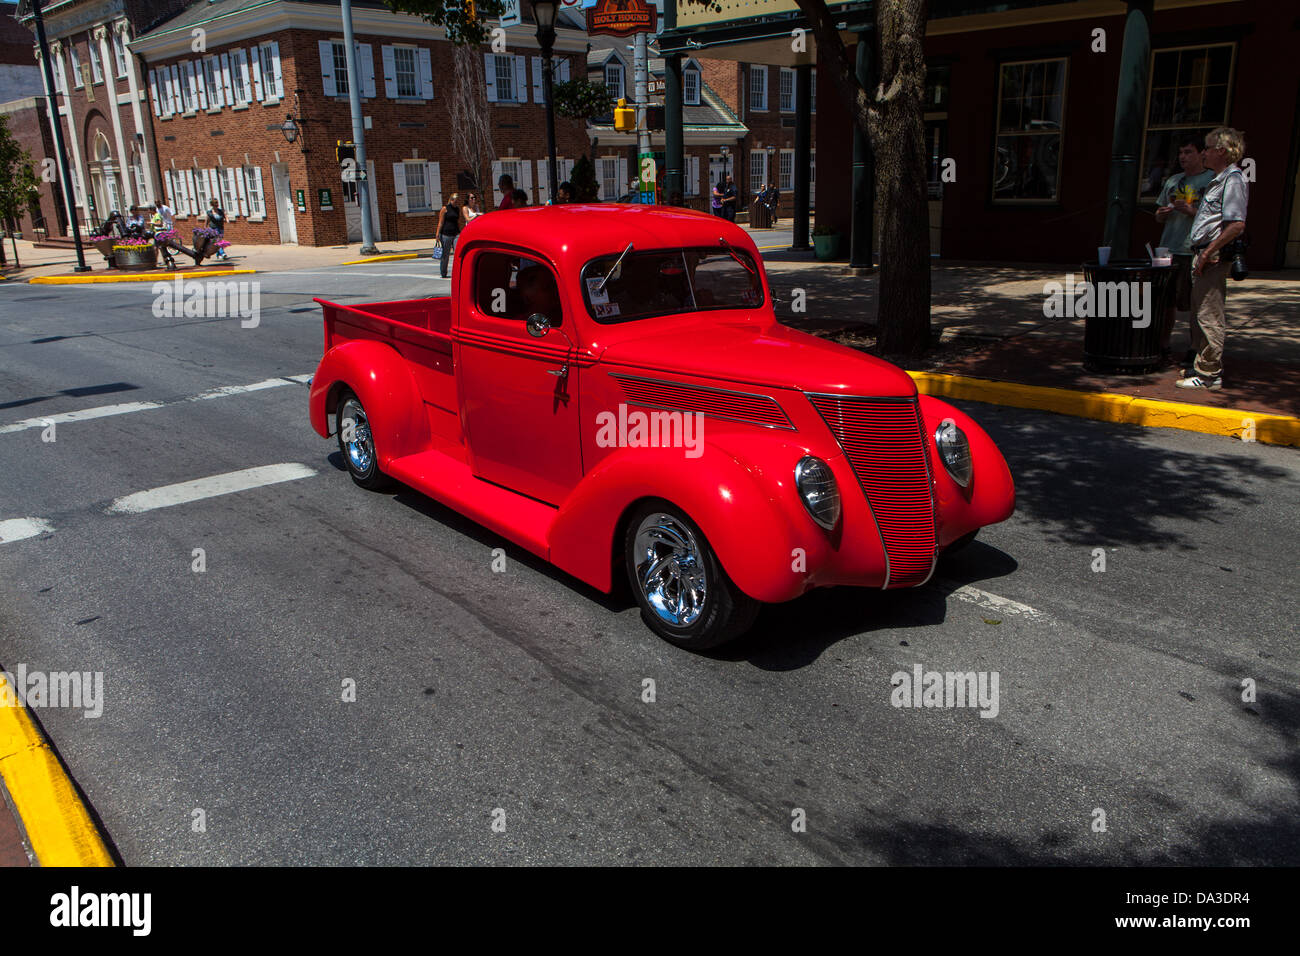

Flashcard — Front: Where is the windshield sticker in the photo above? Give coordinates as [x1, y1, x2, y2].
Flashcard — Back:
[586, 277, 610, 306]
[594, 301, 621, 318]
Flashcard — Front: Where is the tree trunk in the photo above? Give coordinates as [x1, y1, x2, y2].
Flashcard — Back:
[795, 0, 932, 358]
[872, 0, 930, 357]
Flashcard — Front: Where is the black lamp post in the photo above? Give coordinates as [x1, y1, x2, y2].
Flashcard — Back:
[532, 0, 559, 204]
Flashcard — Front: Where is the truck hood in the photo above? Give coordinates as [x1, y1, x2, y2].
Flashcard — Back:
[592, 315, 918, 398]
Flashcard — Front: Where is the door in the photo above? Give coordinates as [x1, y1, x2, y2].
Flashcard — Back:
[271, 163, 297, 244]
[456, 248, 583, 506]
[342, 160, 381, 242]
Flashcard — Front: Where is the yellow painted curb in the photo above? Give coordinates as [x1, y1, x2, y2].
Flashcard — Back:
[0, 671, 113, 866]
[908, 371, 1300, 449]
[340, 253, 420, 265]
[30, 269, 256, 285]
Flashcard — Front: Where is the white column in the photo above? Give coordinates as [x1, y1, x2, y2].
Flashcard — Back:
[96, 25, 133, 207]
[119, 20, 157, 203]
[52, 40, 88, 223]
[35, 46, 76, 233]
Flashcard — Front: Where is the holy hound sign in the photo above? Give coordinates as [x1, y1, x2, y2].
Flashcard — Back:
[587, 0, 657, 37]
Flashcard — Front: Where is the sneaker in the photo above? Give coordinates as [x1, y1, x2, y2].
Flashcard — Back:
[1176, 373, 1221, 390]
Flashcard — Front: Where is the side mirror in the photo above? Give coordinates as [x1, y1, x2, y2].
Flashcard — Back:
[526, 312, 551, 338]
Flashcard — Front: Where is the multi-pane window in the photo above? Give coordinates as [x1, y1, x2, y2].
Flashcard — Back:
[749, 151, 767, 193]
[993, 58, 1067, 202]
[70, 46, 83, 87]
[1139, 44, 1234, 201]
[194, 169, 210, 210]
[494, 55, 517, 102]
[749, 65, 767, 111]
[332, 42, 350, 96]
[404, 162, 429, 210]
[683, 68, 699, 106]
[112, 31, 128, 78]
[179, 65, 194, 112]
[778, 151, 794, 191]
[599, 158, 619, 200]
[779, 68, 795, 111]
[243, 167, 265, 217]
[604, 62, 624, 101]
[231, 51, 249, 104]
[394, 46, 418, 97]
[88, 37, 103, 83]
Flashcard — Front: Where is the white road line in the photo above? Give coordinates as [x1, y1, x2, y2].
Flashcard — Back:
[276, 270, 442, 279]
[940, 581, 1045, 621]
[106, 463, 317, 515]
[0, 375, 311, 435]
[0, 517, 54, 544]
[0, 401, 164, 434]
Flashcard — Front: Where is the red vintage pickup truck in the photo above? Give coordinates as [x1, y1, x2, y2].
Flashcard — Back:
[310, 204, 1014, 650]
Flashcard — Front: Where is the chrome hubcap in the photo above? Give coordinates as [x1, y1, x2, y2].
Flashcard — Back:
[339, 398, 374, 475]
[633, 513, 708, 627]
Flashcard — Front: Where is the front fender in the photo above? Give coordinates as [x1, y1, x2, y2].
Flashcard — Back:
[309, 340, 431, 467]
[549, 430, 887, 603]
[917, 396, 1015, 548]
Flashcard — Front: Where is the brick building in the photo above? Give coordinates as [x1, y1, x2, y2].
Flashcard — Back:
[126, 0, 590, 247]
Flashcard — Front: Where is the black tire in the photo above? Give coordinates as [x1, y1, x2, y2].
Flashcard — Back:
[335, 389, 392, 490]
[624, 500, 760, 651]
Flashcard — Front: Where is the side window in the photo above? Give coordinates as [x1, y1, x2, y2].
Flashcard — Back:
[472, 252, 563, 327]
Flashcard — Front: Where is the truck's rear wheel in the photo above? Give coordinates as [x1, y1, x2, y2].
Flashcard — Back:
[336, 391, 391, 490]
[625, 501, 759, 651]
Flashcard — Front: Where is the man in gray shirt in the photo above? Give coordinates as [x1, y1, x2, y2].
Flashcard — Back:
[1178, 126, 1248, 390]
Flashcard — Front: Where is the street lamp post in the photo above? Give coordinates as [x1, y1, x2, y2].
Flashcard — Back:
[532, 0, 559, 204]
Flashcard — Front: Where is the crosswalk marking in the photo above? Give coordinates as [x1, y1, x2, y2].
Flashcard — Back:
[106, 464, 318, 515]
[0, 517, 54, 544]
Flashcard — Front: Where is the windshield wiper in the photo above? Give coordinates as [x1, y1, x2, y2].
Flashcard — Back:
[718, 237, 756, 275]
[596, 242, 635, 293]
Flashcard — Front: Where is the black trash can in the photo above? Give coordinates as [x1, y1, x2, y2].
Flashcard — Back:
[1080, 259, 1176, 372]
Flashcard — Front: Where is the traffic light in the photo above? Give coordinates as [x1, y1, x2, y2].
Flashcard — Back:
[645, 106, 665, 131]
[336, 140, 356, 164]
[614, 98, 635, 133]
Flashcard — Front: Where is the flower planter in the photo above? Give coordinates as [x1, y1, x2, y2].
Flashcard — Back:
[812, 233, 841, 261]
[113, 245, 159, 271]
[92, 238, 116, 264]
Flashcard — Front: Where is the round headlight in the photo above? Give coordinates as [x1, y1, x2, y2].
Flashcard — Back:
[935, 420, 972, 487]
[795, 456, 841, 530]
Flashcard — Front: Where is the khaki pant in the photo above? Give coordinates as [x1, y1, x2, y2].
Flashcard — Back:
[1191, 257, 1231, 377]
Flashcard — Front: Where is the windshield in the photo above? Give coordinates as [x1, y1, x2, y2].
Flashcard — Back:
[581, 247, 764, 323]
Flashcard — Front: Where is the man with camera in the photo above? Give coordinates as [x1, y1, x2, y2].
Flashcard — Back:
[1179, 126, 1249, 391]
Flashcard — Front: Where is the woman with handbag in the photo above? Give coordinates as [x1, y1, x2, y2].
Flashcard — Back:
[434, 193, 461, 279]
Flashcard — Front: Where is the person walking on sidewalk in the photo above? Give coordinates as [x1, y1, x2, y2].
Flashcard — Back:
[206, 199, 228, 259]
[1179, 126, 1249, 391]
[434, 192, 461, 279]
[1154, 134, 1214, 365]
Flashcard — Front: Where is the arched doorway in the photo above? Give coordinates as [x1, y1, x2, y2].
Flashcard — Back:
[88, 131, 124, 221]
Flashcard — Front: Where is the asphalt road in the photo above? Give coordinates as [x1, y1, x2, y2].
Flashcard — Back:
[1, 261, 1297, 865]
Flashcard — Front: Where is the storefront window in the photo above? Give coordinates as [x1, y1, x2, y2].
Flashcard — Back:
[992, 58, 1066, 202]
[1139, 44, 1234, 201]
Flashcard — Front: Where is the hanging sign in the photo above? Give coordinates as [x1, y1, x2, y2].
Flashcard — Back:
[587, 0, 657, 38]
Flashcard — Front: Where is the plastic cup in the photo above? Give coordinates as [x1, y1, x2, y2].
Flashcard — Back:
[1098, 246, 1111, 266]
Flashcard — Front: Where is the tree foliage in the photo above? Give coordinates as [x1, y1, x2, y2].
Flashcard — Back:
[553, 78, 615, 120]
[568, 155, 600, 202]
[382, 0, 507, 45]
[0, 114, 42, 266]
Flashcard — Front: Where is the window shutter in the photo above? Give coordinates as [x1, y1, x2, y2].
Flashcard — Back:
[534, 160, 547, 204]
[513, 55, 527, 104]
[381, 45, 396, 98]
[393, 163, 408, 213]
[618, 158, 628, 195]
[250, 166, 265, 218]
[206, 169, 219, 209]
[250, 47, 263, 100]
[531, 56, 543, 104]
[418, 48, 433, 100]
[269, 41, 282, 99]
[360, 44, 376, 98]
[192, 61, 207, 110]
[207, 58, 222, 107]
[234, 166, 249, 217]
[236, 51, 251, 104]
[484, 54, 498, 102]
[490, 160, 503, 205]
[169, 65, 181, 113]
[148, 69, 160, 115]
[426, 162, 441, 210]
[187, 169, 199, 216]
[319, 40, 336, 97]
[220, 54, 234, 105]
[519, 160, 533, 203]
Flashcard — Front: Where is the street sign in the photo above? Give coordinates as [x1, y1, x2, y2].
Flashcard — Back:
[587, 0, 657, 38]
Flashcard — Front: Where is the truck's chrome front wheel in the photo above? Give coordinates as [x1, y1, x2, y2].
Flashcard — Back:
[336, 390, 391, 490]
[625, 501, 760, 651]
[634, 513, 708, 628]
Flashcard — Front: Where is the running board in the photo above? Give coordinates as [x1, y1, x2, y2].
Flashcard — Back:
[384, 450, 555, 559]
